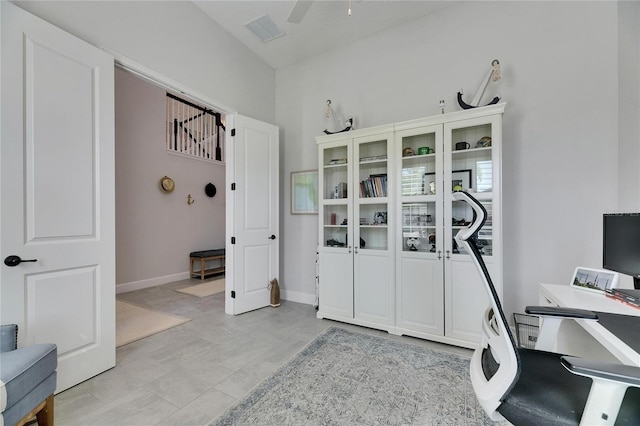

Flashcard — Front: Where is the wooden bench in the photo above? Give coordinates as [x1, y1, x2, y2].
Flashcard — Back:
[189, 249, 225, 280]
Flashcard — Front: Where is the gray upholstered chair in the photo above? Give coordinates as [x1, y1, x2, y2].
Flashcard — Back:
[0, 324, 57, 426]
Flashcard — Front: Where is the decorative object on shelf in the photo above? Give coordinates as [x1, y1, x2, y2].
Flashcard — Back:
[457, 59, 501, 109]
[205, 182, 217, 197]
[402, 147, 414, 157]
[159, 176, 175, 193]
[326, 239, 345, 247]
[423, 173, 436, 195]
[418, 146, 432, 155]
[455, 142, 470, 151]
[323, 99, 354, 134]
[452, 169, 472, 192]
[292, 170, 318, 214]
[476, 136, 492, 148]
[373, 211, 387, 225]
[406, 237, 420, 251]
[429, 233, 436, 252]
[570, 266, 619, 293]
[187, 194, 195, 205]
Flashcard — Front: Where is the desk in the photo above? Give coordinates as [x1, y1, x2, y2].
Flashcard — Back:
[540, 283, 640, 366]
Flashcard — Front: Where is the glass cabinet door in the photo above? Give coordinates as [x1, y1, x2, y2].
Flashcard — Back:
[396, 124, 444, 257]
[354, 134, 391, 252]
[320, 141, 351, 249]
[445, 117, 499, 259]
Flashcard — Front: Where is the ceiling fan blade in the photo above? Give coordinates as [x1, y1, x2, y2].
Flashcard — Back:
[287, 0, 314, 24]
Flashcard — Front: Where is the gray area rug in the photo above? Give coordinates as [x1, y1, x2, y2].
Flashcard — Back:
[213, 327, 497, 425]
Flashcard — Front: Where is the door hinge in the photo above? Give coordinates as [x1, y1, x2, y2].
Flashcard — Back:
[231, 236, 236, 244]
[231, 128, 236, 137]
[231, 290, 236, 298]
[231, 183, 236, 190]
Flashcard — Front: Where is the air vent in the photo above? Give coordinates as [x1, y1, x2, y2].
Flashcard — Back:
[245, 15, 285, 43]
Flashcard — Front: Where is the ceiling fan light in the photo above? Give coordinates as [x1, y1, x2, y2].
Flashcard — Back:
[245, 15, 285, 43]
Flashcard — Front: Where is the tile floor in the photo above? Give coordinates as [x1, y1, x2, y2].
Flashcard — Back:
[54, 277, 471, 425]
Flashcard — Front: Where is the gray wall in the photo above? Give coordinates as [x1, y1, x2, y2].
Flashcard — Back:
[276, 1, 640, 315]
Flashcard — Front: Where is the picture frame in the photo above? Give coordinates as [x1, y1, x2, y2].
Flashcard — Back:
[452, 169, 472, 191]
[291, 170, 318, 214]
[570, 266, 619, 293]
[423, 172, 436, 195]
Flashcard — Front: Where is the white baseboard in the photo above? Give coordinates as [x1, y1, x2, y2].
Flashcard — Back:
[116, 271, 190, 294]
[117, 274, 317, 307]
[281, 289, 315, 306]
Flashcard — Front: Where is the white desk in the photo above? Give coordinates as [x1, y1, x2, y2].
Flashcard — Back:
[539, 283, 640, 366]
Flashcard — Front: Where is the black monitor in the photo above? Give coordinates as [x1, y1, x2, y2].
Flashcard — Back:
[603, 213, 640, 289]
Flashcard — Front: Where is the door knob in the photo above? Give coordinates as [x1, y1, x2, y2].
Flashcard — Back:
[268, 235, 276, 240]
[4, 255, 38, 267]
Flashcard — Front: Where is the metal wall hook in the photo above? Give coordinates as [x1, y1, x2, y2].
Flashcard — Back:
[187, 194, 195, 205]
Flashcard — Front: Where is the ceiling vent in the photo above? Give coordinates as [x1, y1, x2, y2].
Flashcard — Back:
[245, 15, 285, 43]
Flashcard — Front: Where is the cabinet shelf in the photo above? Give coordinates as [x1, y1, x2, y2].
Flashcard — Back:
[323, 198, 349, 205]
[359, 158, 387, 165]
[324, 163, 348, 169]
[451, 146, 491, 157]
[402, 195, 437, 203]
[359, 196, 389, 204]
[402, 153, 436, 162]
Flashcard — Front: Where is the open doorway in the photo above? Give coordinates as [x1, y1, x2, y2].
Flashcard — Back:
[114, 67, 227, 345]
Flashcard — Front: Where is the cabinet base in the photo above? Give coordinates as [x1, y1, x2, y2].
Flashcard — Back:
[317, 311, 477, 349]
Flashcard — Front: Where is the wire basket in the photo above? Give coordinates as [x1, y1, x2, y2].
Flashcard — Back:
[513, 313, 539, 349]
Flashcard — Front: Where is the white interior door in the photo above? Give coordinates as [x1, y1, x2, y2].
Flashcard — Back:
[1, 2, 115, 392]
[225, 115, 279, 315]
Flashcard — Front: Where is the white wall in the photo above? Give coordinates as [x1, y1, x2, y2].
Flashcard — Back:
[14, 1, 275, 123]
[618, 0, 640, 212]
[276, 1, 636, 316]
[115, 68, 226, 290]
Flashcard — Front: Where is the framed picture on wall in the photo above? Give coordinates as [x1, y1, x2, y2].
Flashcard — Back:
[291, 170, 318, 214]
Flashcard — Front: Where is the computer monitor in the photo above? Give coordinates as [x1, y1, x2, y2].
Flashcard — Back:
[603, 213, 640, 289]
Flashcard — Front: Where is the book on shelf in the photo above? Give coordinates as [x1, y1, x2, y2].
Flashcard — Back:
[329, 158, 347, 165]
[359, 174, 387, 198]
[333, 182, 348, 199]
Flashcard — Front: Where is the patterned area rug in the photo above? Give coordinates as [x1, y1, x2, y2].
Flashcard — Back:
[212, 327, 497, 425]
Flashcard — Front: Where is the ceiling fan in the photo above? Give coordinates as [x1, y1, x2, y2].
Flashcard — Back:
[287, 0, 314, 24]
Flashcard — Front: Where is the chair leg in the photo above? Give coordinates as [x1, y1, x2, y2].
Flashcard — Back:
[16, 393, 54, 426]
[36, 394, 54, 426]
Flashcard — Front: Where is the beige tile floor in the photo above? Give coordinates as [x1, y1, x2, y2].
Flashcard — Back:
[54, 277, 471, 425]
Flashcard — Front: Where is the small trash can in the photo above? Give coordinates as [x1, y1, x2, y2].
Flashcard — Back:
[513, 313, 539, 349]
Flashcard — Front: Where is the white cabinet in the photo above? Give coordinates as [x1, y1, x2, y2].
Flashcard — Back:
[317, 104, 505, 348]
[317, 126, 395, 332]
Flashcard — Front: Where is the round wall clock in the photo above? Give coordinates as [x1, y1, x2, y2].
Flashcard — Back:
[159, 176, 175, 193]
